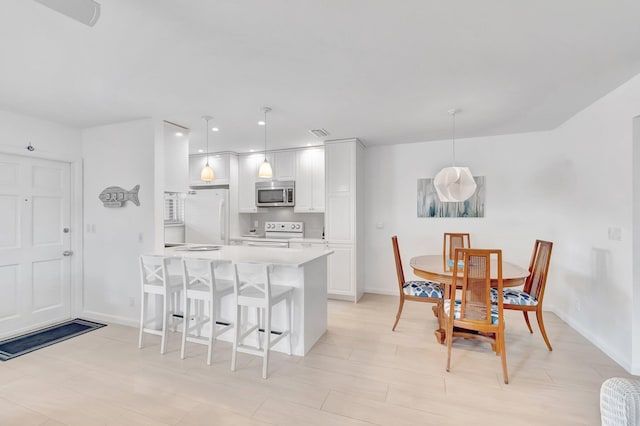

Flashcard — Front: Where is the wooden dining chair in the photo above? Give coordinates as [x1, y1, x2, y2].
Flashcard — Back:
[445, 248, 508, 384]
[492, 240, 554, 351]
[443, 233, 470, 271]
[391, 236, 444, 331]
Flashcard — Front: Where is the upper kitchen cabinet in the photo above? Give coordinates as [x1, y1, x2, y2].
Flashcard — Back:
[164, 123, 189, 193]
[189, 153, 229, 186]
[295, 147, 325, 213]
[273, 150, 296, 180]
[238, 153, 272, 213]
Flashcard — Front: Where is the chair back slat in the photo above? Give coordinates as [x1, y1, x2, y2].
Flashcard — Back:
[139, 255, 169, 285]
[525, 240, 553, 300]
[182, 258, 215, 295]
[453, 249, 503, 326]
[234, 263, 271, 301]
[391, 236, 406, 289]
[443, 233, 471, 271]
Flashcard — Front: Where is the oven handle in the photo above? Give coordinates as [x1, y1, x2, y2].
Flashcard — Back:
[245, 241, 289, 248]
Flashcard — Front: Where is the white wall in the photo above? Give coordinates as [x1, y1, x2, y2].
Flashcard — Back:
[82, 118, 160, 325]
[364, 73, 640, 374]
[634, 117, 640, 375]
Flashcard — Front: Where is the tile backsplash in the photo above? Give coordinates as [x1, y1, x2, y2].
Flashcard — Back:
[248, 208, 324, 238]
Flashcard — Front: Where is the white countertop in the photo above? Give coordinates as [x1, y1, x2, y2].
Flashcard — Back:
[230, 235, 326, 244]
[163, 244, 333, 267]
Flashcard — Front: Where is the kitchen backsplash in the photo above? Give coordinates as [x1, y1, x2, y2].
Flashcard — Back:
[248, 208, 324, 238]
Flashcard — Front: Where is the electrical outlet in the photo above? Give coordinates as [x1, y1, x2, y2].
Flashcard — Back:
[254, 220, 259, 227]
[608, 227, 622, 241]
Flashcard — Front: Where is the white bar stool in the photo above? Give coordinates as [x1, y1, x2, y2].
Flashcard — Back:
[231, 263, 293, 379]
[180, 258, 234, 365]
[138, 255, 183, 354]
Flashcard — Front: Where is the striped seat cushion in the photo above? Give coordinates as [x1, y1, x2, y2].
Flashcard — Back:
[490, 288, 538, 306]
[444, 300, 500, 325]
[402, 281, 443, 298]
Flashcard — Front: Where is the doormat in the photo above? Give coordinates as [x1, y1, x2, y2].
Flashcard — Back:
[0, 318, 106, 361]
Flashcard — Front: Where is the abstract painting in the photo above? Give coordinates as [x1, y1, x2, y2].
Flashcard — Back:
[417, 176, 485, 218]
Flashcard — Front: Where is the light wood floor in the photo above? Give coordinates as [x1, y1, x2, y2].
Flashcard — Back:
[0, 293, 634, 425]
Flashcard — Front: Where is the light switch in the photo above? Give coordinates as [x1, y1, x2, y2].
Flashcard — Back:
[376, 222, 384, 229]
[608, 227, 621, 241]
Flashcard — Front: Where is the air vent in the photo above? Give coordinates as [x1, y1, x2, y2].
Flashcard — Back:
[308, 128, 329, 138]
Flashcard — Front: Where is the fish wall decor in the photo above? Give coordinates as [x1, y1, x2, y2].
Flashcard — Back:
[99, 185, 140, 208]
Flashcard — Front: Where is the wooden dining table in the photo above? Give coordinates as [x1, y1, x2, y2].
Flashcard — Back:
[409, 254, 530, 343]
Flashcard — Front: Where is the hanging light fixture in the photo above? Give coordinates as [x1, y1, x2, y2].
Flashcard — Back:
[258, 107, 273, 178]
[200, 115, 215, 182]
[433, 109, 477, 202]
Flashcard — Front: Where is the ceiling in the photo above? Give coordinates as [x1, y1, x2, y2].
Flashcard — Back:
[2, 1, 640, 154]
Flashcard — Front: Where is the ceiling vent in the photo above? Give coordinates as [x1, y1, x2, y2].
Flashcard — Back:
[308, 128, 329, 138]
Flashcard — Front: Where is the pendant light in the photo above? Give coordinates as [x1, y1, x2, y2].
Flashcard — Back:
[258, 107, 273, 178]
[433, 109, 477, 202]
[200, 115, 215, 182]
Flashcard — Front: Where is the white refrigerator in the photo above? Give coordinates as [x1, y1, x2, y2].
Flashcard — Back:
[184, 188, 229, 245]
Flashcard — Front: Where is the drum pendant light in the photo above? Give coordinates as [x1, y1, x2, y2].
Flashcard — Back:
[200, 115, 215, 182]
[433, 109, 477, 202]
[258, 107, 273, 178]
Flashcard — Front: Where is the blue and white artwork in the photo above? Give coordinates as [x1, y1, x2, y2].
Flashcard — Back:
[417, 176, 485, 218]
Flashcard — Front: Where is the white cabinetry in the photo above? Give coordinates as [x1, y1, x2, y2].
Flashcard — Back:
[189, 153, 229, 186]
[238, 153, 272, 213]
[274, 151, 296, 180]
[164, 123, 189, 193]
[324, 139, 364, 302]
[294, 148, 325, 213]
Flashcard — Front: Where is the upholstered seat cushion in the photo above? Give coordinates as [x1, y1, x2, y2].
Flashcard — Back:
[490, 288, 538, 306]
[402, 281, 443, 298]
[443, 300, 499, 325]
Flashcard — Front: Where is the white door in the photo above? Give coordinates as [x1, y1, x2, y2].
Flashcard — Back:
[0, 153, 72, 338]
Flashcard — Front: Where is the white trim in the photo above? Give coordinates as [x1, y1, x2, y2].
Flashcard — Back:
[362, 288, 398, 296]
[547, 304, 633, 373]
[81, 311, 139, 328]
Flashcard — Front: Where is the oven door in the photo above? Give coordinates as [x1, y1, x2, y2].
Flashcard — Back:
[256, 187, 286, 206]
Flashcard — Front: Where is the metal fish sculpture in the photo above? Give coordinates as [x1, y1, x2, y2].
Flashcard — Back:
[99, 185, 140, 208]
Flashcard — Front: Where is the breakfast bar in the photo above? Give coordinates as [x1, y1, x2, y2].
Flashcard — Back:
[162, 244, 333, 356]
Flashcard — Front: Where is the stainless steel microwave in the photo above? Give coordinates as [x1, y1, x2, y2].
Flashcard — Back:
[255, 180, 295, 207]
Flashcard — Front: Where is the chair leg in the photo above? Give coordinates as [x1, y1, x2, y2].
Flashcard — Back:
[160, 294, 168, 355]
[535, 309, 553, 351]
[207, 300, 215, 365]
[499, 329, 509, 384]
[286, 294, 292, 356]
[138, 292, 146, 349]
[256, 307, 262, 350]
[392, 297, 405, 331]
[445, 313, 454, 372]
[181, 297, 190, 360]
[262, 305, 272, 379]
[522, 311, 533, 333]
[231, 305, 241, 372]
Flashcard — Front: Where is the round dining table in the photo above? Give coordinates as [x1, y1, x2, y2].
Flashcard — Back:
[409, 254, 530, 343]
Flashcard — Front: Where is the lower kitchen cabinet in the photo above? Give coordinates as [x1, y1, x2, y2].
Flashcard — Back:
[327, 244, 354, 297]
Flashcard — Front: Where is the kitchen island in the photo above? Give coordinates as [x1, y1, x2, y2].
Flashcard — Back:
[162, 244, 333, 356]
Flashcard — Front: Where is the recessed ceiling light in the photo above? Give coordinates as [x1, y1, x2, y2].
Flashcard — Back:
[175, 132, 183, 137]
[250, 149, 255, 152]
[257, 121, 265, 126]
[198, 149, 204, 153]
[306, 143, 312, 147]
[211, 127, 219, 132]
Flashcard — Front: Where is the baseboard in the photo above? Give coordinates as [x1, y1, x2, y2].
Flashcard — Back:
[362, 287, 398, 296]
[81, 310, 138, 328]
[546, 304, 633, 374]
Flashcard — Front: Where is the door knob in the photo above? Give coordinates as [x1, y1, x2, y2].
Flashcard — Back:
[63, 250, 73, 256]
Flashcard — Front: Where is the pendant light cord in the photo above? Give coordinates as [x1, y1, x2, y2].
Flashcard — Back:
[264, 109, 268, 161]
[451, 110, 456, 167]
[205, 117, 210, 166]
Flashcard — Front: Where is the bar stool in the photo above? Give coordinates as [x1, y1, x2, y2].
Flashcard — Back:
[180, 258, 234, 365]
[231, 263, 293, 379]
[138, 255, 183, 354]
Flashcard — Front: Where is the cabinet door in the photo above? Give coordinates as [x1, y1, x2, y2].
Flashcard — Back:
[326, 142, 353, 194]
[188, 154, 229, 186]
[238, 154, 260, 213]
[327, 244, 354, 295]
[294, 148, 325, 213]
[326, 193, 352, 243]
[274, 151, 296, 181]
[164, 125, 189, 192]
